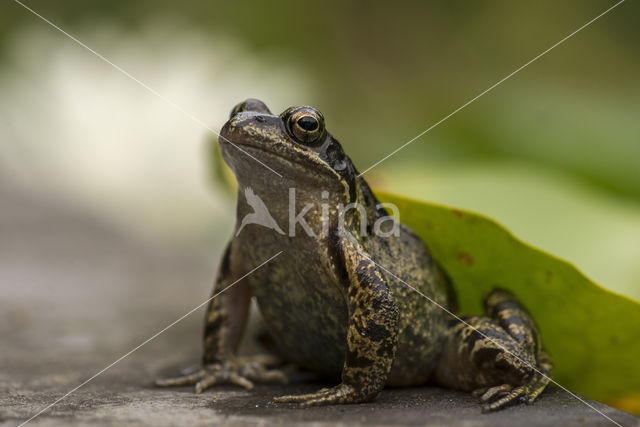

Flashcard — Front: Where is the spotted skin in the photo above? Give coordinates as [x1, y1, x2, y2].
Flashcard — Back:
[274, 235, 399, 405]
[435, 289, 552, 412]
[156, 99, 552, 411]
[484, 289, 540, 358]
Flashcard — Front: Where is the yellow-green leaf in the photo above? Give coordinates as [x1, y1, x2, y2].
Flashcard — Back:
[379, 191, 640, 403]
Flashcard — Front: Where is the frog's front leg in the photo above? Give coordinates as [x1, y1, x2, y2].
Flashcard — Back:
[435, 288, 552, 412]
[273, 236, 399, 407]
[156, 243, 286, 393]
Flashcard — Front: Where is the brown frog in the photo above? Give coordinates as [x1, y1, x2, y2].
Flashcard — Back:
[156, 99, 552, 412]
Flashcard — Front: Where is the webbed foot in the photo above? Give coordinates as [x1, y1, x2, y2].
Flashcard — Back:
[470, 349, 552, 412]
[478, 371, 551, 412]
[155, 355, 287, 394]
[436, 288, 553, 413]
[273, 383, 370, 407]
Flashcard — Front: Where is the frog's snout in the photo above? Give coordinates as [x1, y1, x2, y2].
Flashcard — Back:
[222, 111, 266, 139]
[222, 98, 276, 144]
[220, 109, 285, 153]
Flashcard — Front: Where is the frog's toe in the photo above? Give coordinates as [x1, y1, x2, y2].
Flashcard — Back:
[272, 387, 333, 404]
[475, 371, 550, 412]
[155, 369, 206, 387]
[194, 369, 254, 394]
[524, 373, 551, 405]
[193, 362, 287, 393]
[474, 384, 513, 403]
[274, 383, 368, 407]
[156, 358, 287, 394]
[482, 385, 528, 413]
[194, 372, 221, 394]
[481, 376, 550, 413]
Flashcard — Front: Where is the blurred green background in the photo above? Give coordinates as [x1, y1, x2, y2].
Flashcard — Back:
[1, 0, 638, 303]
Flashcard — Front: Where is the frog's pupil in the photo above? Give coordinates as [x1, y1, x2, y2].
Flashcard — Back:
[298, 116, 318, 131]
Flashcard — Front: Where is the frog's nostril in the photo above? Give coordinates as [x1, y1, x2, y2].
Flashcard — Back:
[255, 116, 265, 123]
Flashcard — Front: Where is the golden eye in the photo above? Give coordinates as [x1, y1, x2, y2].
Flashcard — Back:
[286, 108, 325, 145]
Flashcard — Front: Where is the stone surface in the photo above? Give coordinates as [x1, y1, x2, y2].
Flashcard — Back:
[0, 182, 637, 427]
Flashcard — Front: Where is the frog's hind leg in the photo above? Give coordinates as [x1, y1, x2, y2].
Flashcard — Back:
[435, 288, 552, 412]
[480, 289, 553, 410]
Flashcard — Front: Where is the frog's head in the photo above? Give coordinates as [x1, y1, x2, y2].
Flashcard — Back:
[219, 99, 358, 202]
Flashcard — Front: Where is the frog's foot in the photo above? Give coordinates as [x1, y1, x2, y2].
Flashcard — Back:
[437, 289, 553, 413]
[273, 383, 370, 407]
[480, 372, 551, 413]
[155, 356, 287, 394]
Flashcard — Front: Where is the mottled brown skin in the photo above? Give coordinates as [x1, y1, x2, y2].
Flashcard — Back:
[156, 99, 552, 411]
[435, 289, 552, 412]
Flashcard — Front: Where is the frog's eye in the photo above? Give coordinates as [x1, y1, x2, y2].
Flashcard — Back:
[283, 107, 325, 145]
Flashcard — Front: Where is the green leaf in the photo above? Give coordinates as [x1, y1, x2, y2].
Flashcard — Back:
[207, 136, 237, 197]
[378, 191, 640, 403]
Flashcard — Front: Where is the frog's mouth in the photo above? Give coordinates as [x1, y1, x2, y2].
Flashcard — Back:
[222, 139, 346, 190]
[220, 138, 354, 207]
[224, 140, 323, 170]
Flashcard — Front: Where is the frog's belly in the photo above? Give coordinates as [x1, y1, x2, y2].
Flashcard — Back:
[243, 237, 348, 376]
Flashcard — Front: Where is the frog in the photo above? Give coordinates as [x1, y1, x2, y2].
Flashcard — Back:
[156, 99, 552, 412]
